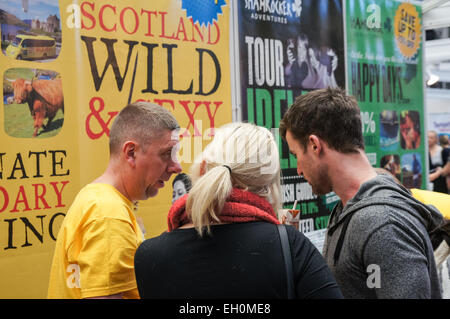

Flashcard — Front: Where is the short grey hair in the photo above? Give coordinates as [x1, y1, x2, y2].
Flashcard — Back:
[109, 102, 179, 155]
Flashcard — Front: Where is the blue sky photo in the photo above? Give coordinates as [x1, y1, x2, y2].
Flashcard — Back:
[0, 0, 60, 22]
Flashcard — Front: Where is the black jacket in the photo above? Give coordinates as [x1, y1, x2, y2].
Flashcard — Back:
[134, 221, 343, 299]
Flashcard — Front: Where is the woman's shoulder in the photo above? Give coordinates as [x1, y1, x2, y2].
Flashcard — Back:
[136, 231, 171, 254]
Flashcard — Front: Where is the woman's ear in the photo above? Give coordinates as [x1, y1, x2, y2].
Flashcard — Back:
[199, 159, 207, 176]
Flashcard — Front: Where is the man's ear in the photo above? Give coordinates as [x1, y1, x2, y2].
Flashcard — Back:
[123, 141, 137, 166]
[309, 135, 322, 154]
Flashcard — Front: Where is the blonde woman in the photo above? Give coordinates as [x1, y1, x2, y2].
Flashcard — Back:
[134, 122, 342, 299]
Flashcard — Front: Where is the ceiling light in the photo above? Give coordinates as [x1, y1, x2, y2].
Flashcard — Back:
[427, 69, 440, 86]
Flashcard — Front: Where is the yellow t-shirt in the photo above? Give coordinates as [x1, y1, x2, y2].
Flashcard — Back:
[47, 183, 143, 299]
[410, 188, 450, 219]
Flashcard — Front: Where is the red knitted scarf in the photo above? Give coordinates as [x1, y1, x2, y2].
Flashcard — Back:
[167, 188, 280, 231]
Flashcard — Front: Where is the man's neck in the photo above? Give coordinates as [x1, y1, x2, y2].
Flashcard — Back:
[93, 160, 131, 201]
[328, 150, 377, 207]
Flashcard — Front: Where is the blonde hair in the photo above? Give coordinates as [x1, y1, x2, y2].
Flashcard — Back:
[187, 122, 282, 236]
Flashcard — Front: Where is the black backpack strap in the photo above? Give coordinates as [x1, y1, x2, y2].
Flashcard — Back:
[277, 224, 295, 299]
[333, 212, 355, 266]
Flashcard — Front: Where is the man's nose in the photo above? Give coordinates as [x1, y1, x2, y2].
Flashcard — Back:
[168, 158, 182, 174]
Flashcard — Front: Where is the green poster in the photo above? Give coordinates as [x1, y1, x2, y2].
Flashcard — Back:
[346, 0, 426, 189]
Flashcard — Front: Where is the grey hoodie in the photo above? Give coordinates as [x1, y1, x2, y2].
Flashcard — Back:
[323, 174, 444, 299]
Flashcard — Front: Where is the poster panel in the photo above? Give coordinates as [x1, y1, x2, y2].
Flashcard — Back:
[0, 0, 231, 298]
[429, 112, 450, 139]
[235, 0, 345, 237]
[346, 0, 426, 190]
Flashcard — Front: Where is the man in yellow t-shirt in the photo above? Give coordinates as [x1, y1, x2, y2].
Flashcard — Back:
[410, 188, 450, 219]
[374, 167, 449, 219]
[48, 102, 182, 299]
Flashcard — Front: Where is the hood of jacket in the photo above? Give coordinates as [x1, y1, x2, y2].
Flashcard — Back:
[328, 174, 444, 236]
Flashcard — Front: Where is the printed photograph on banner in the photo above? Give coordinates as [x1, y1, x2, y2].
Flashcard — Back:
[3, 67, 64, 138]
[401, 153, 422, 189]
[172, 173, 192, 203]
[239, 0, 344, 97]
[380, 110, 399, 151]
[380, 154, 401, 181]
[400, 110, 421, 150]
[284, 32, 339, 90]
[0, 0, 61, 61]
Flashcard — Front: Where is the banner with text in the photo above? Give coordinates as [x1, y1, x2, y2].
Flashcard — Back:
[0, 0, 231, 298]
[429, 112, 450, 139]
[347, 0, 426, 189]
[235, 0, 345, 236]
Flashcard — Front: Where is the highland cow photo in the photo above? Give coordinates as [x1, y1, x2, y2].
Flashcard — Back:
[4, 67, 64, 138]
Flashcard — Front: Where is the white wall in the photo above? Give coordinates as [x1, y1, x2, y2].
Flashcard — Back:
[426, 88, 450, 114]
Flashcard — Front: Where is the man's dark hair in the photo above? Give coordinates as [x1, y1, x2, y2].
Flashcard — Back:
[279, 87, 364, 153]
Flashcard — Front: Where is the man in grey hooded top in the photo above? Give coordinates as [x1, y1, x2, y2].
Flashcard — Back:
[280, 87, 444, 298]
[324, 173, 443, 298]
